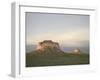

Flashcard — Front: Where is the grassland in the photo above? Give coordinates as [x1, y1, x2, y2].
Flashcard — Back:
[26, 50, 89, 67]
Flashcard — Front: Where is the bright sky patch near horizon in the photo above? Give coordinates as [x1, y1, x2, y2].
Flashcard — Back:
[26, 12, 89, 50]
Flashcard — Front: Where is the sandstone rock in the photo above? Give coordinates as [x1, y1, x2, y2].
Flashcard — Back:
[73, 48, 81, 54]
[37, 40, 60, 50]
[36, 40, 64, 54]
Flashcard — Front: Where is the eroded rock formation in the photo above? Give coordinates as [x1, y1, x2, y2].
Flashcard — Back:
[36, 40, 64, 54]
[37, 40, 60, 50]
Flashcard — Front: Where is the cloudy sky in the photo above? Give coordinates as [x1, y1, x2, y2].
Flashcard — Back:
[25, 12, 89, 53]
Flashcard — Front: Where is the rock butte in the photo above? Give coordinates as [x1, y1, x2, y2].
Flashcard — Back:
[36, 40, 60, 50]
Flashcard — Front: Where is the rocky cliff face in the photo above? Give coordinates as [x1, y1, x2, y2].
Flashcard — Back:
[37, 40, 60, 49]
[35, 40, 64, 54]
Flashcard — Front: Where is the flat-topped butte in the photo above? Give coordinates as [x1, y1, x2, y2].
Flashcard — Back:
[36, 40, 60, 50]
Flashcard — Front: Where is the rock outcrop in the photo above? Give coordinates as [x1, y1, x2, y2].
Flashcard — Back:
[37, 40, 60, 49]
[36, 40, 64, 54]
[73, 48, 81, 54]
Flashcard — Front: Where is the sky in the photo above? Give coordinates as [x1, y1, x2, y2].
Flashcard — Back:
[25, 12, 89, 53]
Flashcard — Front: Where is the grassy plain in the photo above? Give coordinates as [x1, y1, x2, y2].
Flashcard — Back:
[26, 51, 89, 67]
